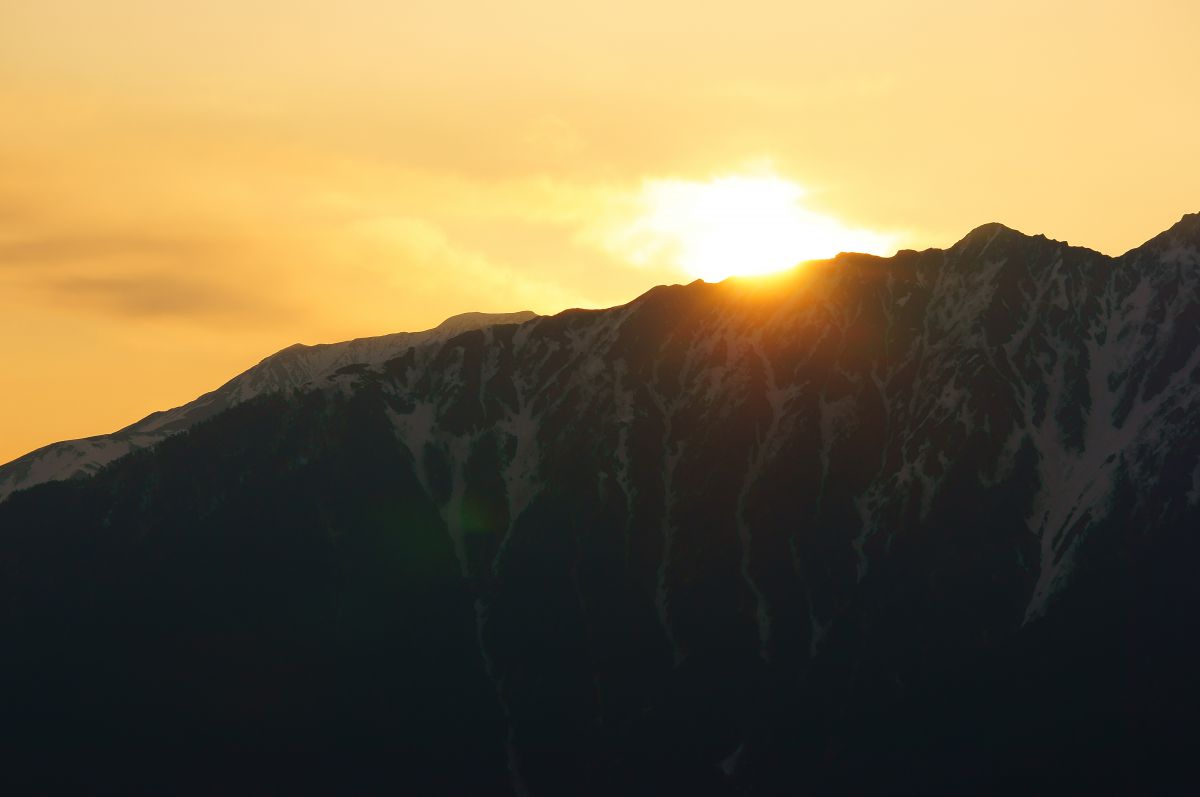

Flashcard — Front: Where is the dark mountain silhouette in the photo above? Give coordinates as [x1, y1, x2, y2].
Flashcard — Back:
[2, 216, 1199, 794]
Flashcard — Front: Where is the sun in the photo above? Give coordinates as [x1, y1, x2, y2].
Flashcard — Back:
[607, 172, 896, 282]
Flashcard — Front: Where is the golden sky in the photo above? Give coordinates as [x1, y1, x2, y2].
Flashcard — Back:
[2, 1, 1198, 463]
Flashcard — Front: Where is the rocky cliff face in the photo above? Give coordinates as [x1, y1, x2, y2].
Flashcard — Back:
[2, 218, 1198, 794]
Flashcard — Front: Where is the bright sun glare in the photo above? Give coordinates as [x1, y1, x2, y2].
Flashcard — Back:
[609, 174, 896, 282]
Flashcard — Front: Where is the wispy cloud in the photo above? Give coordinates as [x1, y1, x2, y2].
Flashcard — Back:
[0, 225, 280, 324]
[0, 233, 215, 268]
[35, 273, 267, 320]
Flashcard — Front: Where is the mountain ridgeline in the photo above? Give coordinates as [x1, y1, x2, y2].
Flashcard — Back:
[0, 310, 539, 502]
[3, 217, 1199, 794]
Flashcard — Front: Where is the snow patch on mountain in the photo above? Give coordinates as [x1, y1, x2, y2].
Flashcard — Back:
[0, 311, 537, 503]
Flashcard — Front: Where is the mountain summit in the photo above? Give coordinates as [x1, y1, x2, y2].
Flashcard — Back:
[2, 217, 1199, 793]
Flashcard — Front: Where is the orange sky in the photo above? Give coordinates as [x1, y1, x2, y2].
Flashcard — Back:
[2, 1, 1198, 464]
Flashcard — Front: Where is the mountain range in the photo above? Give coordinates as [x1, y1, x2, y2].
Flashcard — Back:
[2, 216, 1198, 794]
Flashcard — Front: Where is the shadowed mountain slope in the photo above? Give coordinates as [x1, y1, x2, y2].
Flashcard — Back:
[2, 217, 1199, 794]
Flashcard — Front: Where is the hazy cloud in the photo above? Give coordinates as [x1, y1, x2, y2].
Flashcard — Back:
[30, 272, 284, 323]
[0, 234, 214, 268]
[0, 224, 282, 324]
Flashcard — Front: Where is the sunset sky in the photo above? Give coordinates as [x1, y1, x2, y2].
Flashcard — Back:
[2, 1, 1198, 464]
